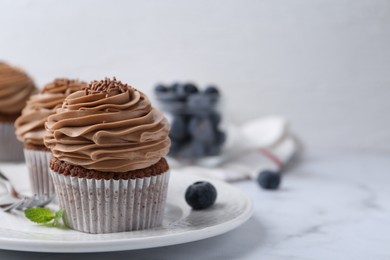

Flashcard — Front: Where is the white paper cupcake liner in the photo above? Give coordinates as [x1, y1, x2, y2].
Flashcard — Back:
[0, 122, 24, 162]
[50, 170, 170, 234]
[24, 149, 55, 199]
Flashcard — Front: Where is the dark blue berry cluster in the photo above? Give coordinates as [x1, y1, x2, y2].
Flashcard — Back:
[155, 83, 226, 159]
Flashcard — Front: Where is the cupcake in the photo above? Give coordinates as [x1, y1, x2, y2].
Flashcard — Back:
[44, 77, 171, 233]
[0, 62, 36, 161]
[15, 79, 87, 198]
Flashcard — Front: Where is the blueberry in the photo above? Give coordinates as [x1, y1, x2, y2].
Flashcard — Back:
[155, 87, 183, 103]
[173, 83, 198, 100]
[204, 85, 220, 95]
[206, 144, 222, 156]
[177, 141, 206, 158]
[187, 93, 214, 113]
[215, 130, 226, 145]
[185, 181, 217, 210]
[155, 84, 168, 93]
[168, 140, 182, 156]
[169, 116, 189, 141]
[257, 170, 281, 190]
[189, 141, 206, 158]
[182, 83, 199, 95]
[188, 116, 215, 143]
[209, 111, 221, 127]
[171, 82, 181, 91]
[158, 83, 182, 100]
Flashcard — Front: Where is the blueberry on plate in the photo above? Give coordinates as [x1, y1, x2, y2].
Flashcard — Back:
[185, 181, 217, 210]
[257, 170, 281, 190]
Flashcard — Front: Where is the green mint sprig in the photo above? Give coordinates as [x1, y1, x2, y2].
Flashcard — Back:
[24, 208, 67, 229]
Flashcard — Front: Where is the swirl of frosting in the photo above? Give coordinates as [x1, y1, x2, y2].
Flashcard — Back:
[0, 62, 36, 114]
[15, 79, 87, 147]
[44, 77, 171, 173]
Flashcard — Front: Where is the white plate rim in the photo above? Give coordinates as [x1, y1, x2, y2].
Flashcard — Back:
[0, 172, 253, 253]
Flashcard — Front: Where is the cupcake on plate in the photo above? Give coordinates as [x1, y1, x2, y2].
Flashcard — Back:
[15, 79, 87, 198]
[44, 77, 171, 234]
[0, 62, 36, 162]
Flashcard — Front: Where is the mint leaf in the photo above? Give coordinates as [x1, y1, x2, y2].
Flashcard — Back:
[55, 209, 64, 221]
[24, 208, 55, 224]
[24, 208, 67, 229]
[52, 209, 65, 227]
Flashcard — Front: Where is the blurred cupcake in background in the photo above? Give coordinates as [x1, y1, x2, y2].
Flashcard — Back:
[15, 79, 87, 198]
[0, 62, 36, 162]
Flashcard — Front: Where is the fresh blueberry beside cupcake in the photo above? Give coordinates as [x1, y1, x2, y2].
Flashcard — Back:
[44, 77, 171, 234]
[0, 62, 36, 162]
[15, 79, 87, 198]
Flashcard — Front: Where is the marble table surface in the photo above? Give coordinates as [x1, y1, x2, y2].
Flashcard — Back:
[0, 151, 389, 259]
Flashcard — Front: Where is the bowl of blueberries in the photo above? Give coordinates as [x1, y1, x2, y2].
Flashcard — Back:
[154, 82, 228, 166]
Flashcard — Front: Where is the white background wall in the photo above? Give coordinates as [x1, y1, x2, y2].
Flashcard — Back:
[1, 0, 390, 152]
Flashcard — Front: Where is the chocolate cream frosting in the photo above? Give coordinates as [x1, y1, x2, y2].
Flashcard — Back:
[44, 77, 171, 173]
[15, 79, 87, 147]
[0, 62, 36, 115]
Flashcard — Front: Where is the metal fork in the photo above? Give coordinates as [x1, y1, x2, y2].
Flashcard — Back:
[0, 170, 23, 198]
[1, 195, 54, 212]
[0, 170, 54, 212]
[0, 170, 23, 206]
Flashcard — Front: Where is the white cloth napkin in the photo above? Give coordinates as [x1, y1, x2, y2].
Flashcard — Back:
[169, 116, 299, 182]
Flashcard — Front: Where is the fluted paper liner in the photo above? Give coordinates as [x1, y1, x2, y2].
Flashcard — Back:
[24, 149, 55, 199]
[0, 122, 24, 162]
[50, 170, 170, 234]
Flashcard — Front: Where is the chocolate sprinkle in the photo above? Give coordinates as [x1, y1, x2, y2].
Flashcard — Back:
[84, 77, 131, 97]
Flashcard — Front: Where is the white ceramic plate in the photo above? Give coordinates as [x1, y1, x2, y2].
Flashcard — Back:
[0, 167, 252, 253]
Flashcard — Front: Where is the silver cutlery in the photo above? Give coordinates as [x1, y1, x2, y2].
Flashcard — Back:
[0, 170, 23, 206]
[1, 195, 54, 212]
[0, 170, 54, 212]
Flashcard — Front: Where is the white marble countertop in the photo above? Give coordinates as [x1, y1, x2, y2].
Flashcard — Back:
[0, 151, 389, 259]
